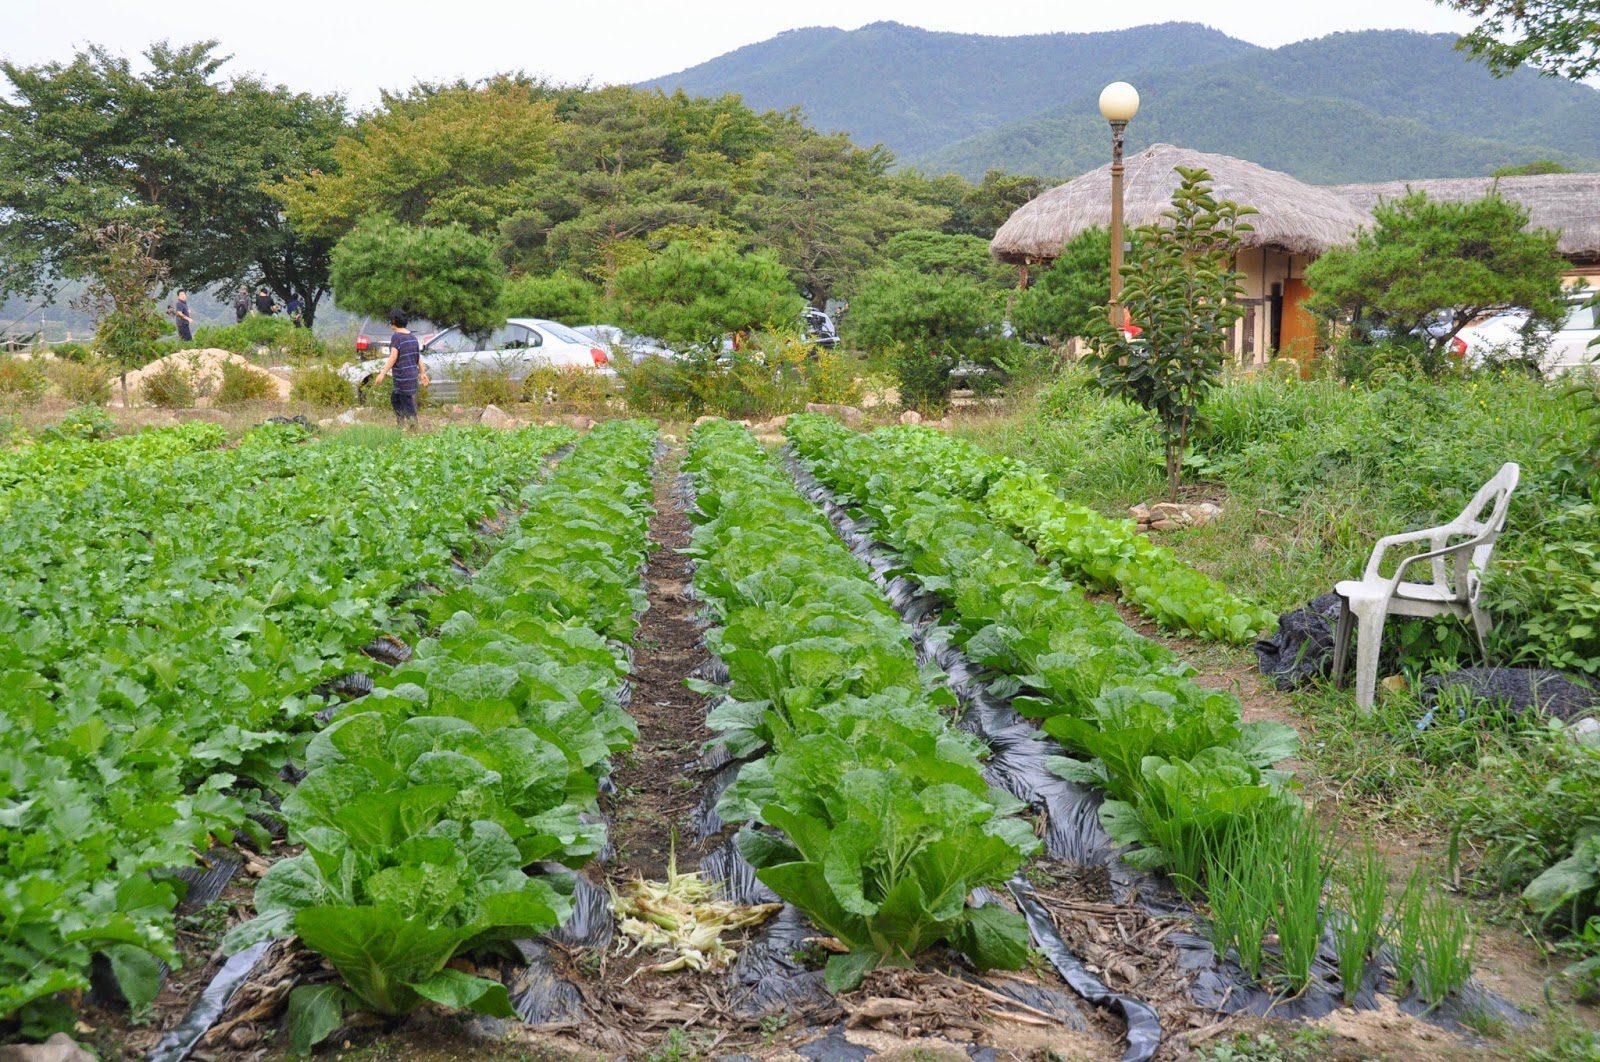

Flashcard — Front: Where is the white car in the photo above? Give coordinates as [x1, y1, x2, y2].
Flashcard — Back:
[340, 318, 613, 401]
[572, 324, 681, 363]
[1450, 293, 1599, 374]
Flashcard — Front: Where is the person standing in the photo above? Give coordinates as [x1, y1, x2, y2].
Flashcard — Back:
[373, 311, 428, 427]
[255, 286, 277, 316]
[286, 293, 304, 328]
[233, 286, 250, 323]
[173, 290, 193, 342]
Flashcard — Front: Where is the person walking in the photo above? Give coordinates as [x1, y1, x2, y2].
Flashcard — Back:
[255, 286, 277, 316]
[373, 311, 427, 428]
[233, 286, 250, 323]
[173, 290, 194, 342]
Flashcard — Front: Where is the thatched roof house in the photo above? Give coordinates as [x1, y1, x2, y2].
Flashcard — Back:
[990, 143, 1368, 265]
[1331, 172, 1600, 265]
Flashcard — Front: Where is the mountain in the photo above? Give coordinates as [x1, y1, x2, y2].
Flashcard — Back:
[644, 24, 1600, 183]
[639, 21, 1261, 162]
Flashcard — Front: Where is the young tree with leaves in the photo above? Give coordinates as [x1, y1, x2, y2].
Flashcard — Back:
[1305, 190, 1567, 354]
[70, 223, 171, 400]
[329, 219, 505, 338]
[1088, 168, 1254, 500]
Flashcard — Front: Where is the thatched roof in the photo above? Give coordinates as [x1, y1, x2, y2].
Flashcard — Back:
[990, 143, 1369, 264]
[1332, 173, 1600, 260]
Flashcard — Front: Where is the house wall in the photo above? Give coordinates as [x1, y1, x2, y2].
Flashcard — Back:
[1232, 248, 1315, 365]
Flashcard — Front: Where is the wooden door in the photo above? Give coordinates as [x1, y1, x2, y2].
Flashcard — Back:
[1280, 278, 1318, 369]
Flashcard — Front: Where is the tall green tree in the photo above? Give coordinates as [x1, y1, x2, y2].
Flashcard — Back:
[1088, 168, 1254, 499]
[878, 229, 1014, 290]
[0, 41, 345, 323]
[610, 241, 802, 351]
[1010, 227, 1111, 343]
[329, 218, 504, 337]
[1438, 0, 1600, 79]
[1305, 190, 1567, 352]
[72, 223, 170, 393]
[739, 119, 943, 307]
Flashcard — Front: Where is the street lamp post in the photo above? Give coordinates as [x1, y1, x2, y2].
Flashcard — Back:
[1098, 81, 1140, 333]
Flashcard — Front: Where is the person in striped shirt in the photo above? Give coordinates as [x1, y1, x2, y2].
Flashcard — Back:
[373, 311, 429, 427]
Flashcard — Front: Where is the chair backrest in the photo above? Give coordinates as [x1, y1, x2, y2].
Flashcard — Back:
[1438, 462, 1520, 599]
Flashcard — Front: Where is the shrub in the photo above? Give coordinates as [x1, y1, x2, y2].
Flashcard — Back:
[216, 360, 277, 405]
[501, 271, 600, 322]
[522, 365, 615, 410]
[0, 357, 48, 406]
[458, 368, 522, 408]
[611, 242, 804, 352]
[193, 317, 328, 361]
[46, 360, 113, 404]
[888, 344, 958, 413]
[615, 337, 861, 419]
[291, 365, 355, 408]
[50, 341, 92, 362]
[141, 362, 195, 408]
[42, 405, 116, 441]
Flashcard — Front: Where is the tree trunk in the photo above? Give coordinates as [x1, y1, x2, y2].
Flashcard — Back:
[1166, 439, 1181, 501]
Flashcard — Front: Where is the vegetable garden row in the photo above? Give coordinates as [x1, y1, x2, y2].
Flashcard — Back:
[3, 412, 1488, 1058]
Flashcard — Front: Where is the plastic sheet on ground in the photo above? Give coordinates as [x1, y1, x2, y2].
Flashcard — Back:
[145, 940, 277, 1062]
[1255, 592, 1343, 691]
[1419, 666, 1598, 722]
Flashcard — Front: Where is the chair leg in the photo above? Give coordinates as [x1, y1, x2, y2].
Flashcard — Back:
[1352, 606, 1387, 711]
[1331, 597, 1354, 687]
[1469, 601, 1493, 664]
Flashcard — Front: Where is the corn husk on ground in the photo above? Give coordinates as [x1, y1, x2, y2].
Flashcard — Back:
[609, 849, 782, 976]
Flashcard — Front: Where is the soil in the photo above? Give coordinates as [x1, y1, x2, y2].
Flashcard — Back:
[605, 448, 714, 880]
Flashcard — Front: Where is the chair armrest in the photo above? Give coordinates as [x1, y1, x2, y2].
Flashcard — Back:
[1363, 527, 1454, 581]
[1387, 535, 1490, 593]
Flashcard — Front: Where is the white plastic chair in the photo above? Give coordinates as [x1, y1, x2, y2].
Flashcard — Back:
[1331, 463, 1520, 709]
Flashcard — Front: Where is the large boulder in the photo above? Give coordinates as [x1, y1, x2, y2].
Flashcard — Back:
[479, 404, 517, 429]
[805, 402, 863, 426]
[108, 348, 290, 408]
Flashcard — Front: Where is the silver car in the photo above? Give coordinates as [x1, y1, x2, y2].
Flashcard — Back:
[341, 318, 614, 401]
[572, 324, 681, 364]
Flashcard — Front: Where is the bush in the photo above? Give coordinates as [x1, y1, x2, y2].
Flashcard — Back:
[46, 359, 113, 404]
[192, 316, 328, 362]
[291, 365, 355, 408]
[141, 362, 195, 408]
[615, 337, 861, 419]
[216, 360, 277, 405]
[887, 344, 958, 413]
[611, 242, 804, 351]
[41, 405, 116, 441]
[458, 368, 523, 408]
[0, 357, 47, 406]
[49, 341, 92, 362]
[522, 365, 615, 410]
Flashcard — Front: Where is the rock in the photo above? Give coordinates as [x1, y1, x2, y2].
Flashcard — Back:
[898, 410, 923, 425]
[565, 414, 595, 431]
[1149, 519, 1181, 531]
[316, 417, 335, 429]
[804, 402, 863, 426]
[0, 1033, 96, 1062]
[1572, 717, 1599, 745]
[335, 409, 360, 425]
[1133, 500, 1223, 532]
[226, 1026, 259, 1050]
[479, 404, 516, 429]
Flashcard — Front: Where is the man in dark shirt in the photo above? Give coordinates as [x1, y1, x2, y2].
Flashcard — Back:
[286, 294, 304, 327]
[173, 290, 193, 342]
[233, 286, 250, 323]
[255, 286, 277, 316]
[374, 311, 427, 427]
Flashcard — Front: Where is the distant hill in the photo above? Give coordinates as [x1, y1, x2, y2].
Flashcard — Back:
[639, 21, 1260, 162]
[645, 24, 1600, 183]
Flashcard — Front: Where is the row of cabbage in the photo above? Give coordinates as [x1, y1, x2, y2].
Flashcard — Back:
[784, 414, 1300, 880]
[0, 420, 226, 507]
[683, 419, 1040, 992]
[810, 423, 1275, 643]
[221, 419, 657, 1048]
[1, 422, 578, 1037]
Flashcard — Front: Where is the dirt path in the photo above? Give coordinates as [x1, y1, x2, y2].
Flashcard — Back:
[606, 448, 713, 879]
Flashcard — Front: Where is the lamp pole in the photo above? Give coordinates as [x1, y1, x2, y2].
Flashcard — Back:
[1098, 82, 1140, 333]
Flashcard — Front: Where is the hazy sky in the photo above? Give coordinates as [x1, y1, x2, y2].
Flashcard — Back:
[3, 0, 1479, 107]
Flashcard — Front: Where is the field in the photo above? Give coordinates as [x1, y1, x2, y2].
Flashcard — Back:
[2, 386, 1598, 1062]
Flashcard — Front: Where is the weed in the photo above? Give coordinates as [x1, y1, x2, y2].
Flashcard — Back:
[291, 365, 355, 408]
[0, 357, 47, 406]
[216, 359, 276, 404]
[1194, 1025, 1330, 1061]
[45, 359, 112, 404]
[459, 368, 523, 408]
[758, 1013, 789, 1046]
[647, 1027, 699, 1062]
[140, 361, 195, 408]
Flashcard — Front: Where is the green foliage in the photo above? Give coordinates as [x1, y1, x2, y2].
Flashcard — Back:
[1088, 167, 1254, 499]
[48, 341, 91, 362]
[191, 316, 327, 361]
[43, 359, 112, 404]
[0, 41, 343, 321]
[1493, 159, 1571, 176]
[500, 271, 600, 322]
[74, 222, 170, 372]
[330, 217, 505, 337]
[616, 339, 859, 419]
[458, 368, 523, 408]
[886, 345, 959, 413]
[1444, 0, 1600, 80]
[290, 365, 355, 409]
[1332, 842, 1390, 1005]
[611, 242, 802, 351]
[216, 360, 276, 405]
[139, 361, 195, 409]
[878, 229, 1013, 289]
[1009, 227, 1110, 343]
[1306, 190, 1568, 357]
[0, 357, 47, 406]
[848, 265, 1002, 410]
[685, 420, 1037, 988]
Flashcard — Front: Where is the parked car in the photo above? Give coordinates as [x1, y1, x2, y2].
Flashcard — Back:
[803, 307, 840, 348]
[352, 318, 437, 357]
[1449, 292, 1599, 374]
[572, 324, 681, 363]
[340, 318, 612, 401]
